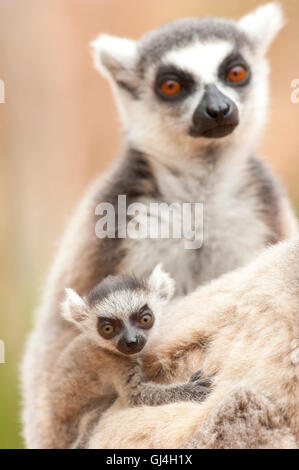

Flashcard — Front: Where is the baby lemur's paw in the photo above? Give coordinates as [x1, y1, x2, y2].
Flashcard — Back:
[189, 369, 214, 388]
[185, 381, 211, 402]
[185, 371, 213, 402]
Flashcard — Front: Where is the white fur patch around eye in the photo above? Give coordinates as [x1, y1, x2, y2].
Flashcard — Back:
[162, 41, 233, 85]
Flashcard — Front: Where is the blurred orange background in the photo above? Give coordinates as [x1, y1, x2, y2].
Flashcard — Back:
[0, 0, 298, 448]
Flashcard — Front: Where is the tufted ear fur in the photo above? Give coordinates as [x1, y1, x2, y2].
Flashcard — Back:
[61, 288, 89, 325]
[90, 34, 138, 84]
[148, 264, 175, 303]
[238, 3, 284, 55]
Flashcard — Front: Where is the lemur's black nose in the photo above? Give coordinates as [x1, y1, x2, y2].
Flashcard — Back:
[190, 84, 239, 139]
[205, 102, 231, 121]
[125, 338, 137, 346]
[117, 334, 146, 355]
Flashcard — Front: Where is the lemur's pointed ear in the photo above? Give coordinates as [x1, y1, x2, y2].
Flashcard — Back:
[61, 288, 88, 325]
[148, 264, 175, 303]
[238, 3, 284, 54]
[90, 34, 138, 81]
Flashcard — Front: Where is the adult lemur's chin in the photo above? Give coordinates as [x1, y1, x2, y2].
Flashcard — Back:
[22, 3, 297, 449]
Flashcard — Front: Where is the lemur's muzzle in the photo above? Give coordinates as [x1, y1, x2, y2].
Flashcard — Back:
[117, 334, 146, 355]
[189, 84, 239, 139]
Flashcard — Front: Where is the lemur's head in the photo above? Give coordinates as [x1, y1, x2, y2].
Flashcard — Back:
[62, 265, 175, 356]
[91, 3, 284, 160]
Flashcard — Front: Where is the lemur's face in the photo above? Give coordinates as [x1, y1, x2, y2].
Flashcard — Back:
[86, 282, 159, 355]
[95, 297, 155, 355]
[92, 4, 283, 159]
[62, 265, 175, 356]
[136, 40, 251, 142]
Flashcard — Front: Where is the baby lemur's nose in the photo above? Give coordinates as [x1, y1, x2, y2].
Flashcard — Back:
[117, 334, 146, 355]
[125, 338, 138, 346]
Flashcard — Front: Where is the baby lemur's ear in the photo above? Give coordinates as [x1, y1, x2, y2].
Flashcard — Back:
[238, 3, 284, 55]
[90, 34, 138, 83]
[61, 288, 88, 325]
[148, 264, 175, 303]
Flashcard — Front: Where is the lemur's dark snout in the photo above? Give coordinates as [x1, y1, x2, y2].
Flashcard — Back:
[117, 334, 146, 355]
[189, 84, 239, 139]
[205, 100, 231, 121]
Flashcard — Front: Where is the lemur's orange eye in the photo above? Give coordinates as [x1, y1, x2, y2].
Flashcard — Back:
[160, 79, 181, 96]
[139, 313, 152, 326]
[101, 324, 114, 336]
[227, 65, 247, 83]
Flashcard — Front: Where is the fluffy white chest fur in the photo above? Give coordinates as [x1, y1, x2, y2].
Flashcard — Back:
[121, 153, 271, 295]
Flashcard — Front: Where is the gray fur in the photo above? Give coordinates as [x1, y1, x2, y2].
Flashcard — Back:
[137, 18, 252, 71]
[120, 361, 211, 408]
[87, 274, 146, 306]
[91, 148, 160, 280]
[239, 156, 285, 244]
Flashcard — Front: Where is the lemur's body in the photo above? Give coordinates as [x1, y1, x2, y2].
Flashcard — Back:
[101, 149, 292, 293]
[22, 4, 297, 448]
[46, 267, 211, 449]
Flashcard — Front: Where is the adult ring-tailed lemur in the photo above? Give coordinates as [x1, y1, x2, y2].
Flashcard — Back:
[22, 3, 298, 448]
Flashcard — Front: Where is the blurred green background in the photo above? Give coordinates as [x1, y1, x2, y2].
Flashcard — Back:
[0, 0, 298, 449]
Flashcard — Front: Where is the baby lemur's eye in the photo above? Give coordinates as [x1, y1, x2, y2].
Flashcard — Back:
[140, 313, 152, 325]
[98, 318, 121, 339]
[130, 306, 154, 329]
[101, 324, 114, 336]
[226, 65, 248, 85]
[139, 312, 153, 328]
[159, 79, 181, 97]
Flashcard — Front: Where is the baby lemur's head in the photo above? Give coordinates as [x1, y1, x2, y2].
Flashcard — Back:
[91, 3, 284, 159]
[62, 264, 175, 356]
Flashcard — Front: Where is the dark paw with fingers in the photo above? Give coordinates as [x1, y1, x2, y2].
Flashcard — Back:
[189, 369, 204, 382]
[189, 369, 214, 388]
[186, 382, 211, 402]
[186, 371, 214, 402]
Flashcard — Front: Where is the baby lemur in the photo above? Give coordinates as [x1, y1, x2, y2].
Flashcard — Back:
[48, 265, 211, 449]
